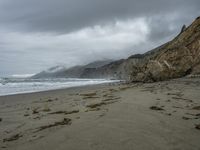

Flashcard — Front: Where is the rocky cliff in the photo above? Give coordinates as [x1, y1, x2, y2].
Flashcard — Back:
[81, 17, 200, 82]
[128, 16, 200, 82]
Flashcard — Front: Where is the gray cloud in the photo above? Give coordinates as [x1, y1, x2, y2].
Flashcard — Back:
[0, 0, 199, 33]
[0, 0, 200, 76]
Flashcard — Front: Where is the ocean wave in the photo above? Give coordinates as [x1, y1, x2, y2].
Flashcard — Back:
[11, 74, 35, 78]
[0, 78, 119, 96]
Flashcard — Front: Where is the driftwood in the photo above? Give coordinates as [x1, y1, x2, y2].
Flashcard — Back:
[49, 110, 79, 115]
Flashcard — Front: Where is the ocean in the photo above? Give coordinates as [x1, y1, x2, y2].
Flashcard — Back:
[0, 77, 119, 96]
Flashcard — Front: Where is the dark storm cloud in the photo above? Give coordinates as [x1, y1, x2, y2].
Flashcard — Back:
[0, 0, 199, 33]
[0, 0, 200, 76]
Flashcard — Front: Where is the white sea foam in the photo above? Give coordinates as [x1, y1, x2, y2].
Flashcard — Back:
[11, 74, 35, 78]
[0, 78, 119, 96]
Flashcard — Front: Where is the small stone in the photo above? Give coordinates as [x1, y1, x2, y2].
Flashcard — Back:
[182, 116, 190, 120]
[24, 114, 29, 117]
[1, 146, 7, 149]
[192, 106, 200, 110]
[32, 109, 39, 114]
[166, 113, 172, 116]
[195, 124, 200, 130]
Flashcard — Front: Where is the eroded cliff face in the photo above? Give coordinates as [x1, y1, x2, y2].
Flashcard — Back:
[128, 16, 200, 82]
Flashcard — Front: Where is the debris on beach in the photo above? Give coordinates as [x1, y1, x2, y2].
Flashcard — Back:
[45, 98, 58, 102]
[82, 96, 100, 99]
[3, 134, 23, 142]
[24, 113, 29, 117]
[150, 106, 164, 111]
[32, 108, 39, 114]
[36, 118, 72, 132]
[42, 108, 51, 112]
[86, 102, 107, 108]
[192, 106, 200, 110]
[49, 110, 79, 115]
[182, 116, 191, 120]
[195, 124, 200, 130]
[86, 107, 101, 112]
[80, 92, 97, 97]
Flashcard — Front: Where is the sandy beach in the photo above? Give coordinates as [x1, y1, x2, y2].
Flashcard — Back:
[0, 78, 200, 150]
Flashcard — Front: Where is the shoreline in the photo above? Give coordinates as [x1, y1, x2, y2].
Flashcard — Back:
[0, 78, 200, 150]
[0, 81, 121, 98]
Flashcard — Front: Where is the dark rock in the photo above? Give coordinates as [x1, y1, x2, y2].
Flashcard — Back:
[195, 124, 200, 130]
[166, 113, 172, 116]
[196, 16, 200, 20]
[180, 24, 187, 33]
[32, 109, 39, 114]
[182, 116, 190, 120]
[24, 113, 29, 117]
[195, 113, 200, 117]
[80, 92, 97, 97]
[128, 54, 144, 59]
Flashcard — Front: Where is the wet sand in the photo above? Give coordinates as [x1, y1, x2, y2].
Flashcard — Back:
[0, 78, 200, 150]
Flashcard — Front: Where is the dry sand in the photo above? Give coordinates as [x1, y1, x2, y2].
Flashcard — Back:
[0, 78, 200, 150]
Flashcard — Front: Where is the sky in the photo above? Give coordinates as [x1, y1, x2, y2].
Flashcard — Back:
[0, 0, 200, 76]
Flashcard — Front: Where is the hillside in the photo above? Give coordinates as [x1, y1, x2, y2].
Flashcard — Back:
[32, 60, 113, 78]
[33, 17, 200, 82]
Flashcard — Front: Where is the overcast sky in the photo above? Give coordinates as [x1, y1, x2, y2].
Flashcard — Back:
[0, 0, 200, 76]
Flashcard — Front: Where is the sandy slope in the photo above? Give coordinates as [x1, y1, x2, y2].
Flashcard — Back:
[0, 78, 200, 150]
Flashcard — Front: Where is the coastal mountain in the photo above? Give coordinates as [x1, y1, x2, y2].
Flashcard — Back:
[33, 17, 200, 82]
[80, 16, 200, 82]
[32, 60, 113, 78]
